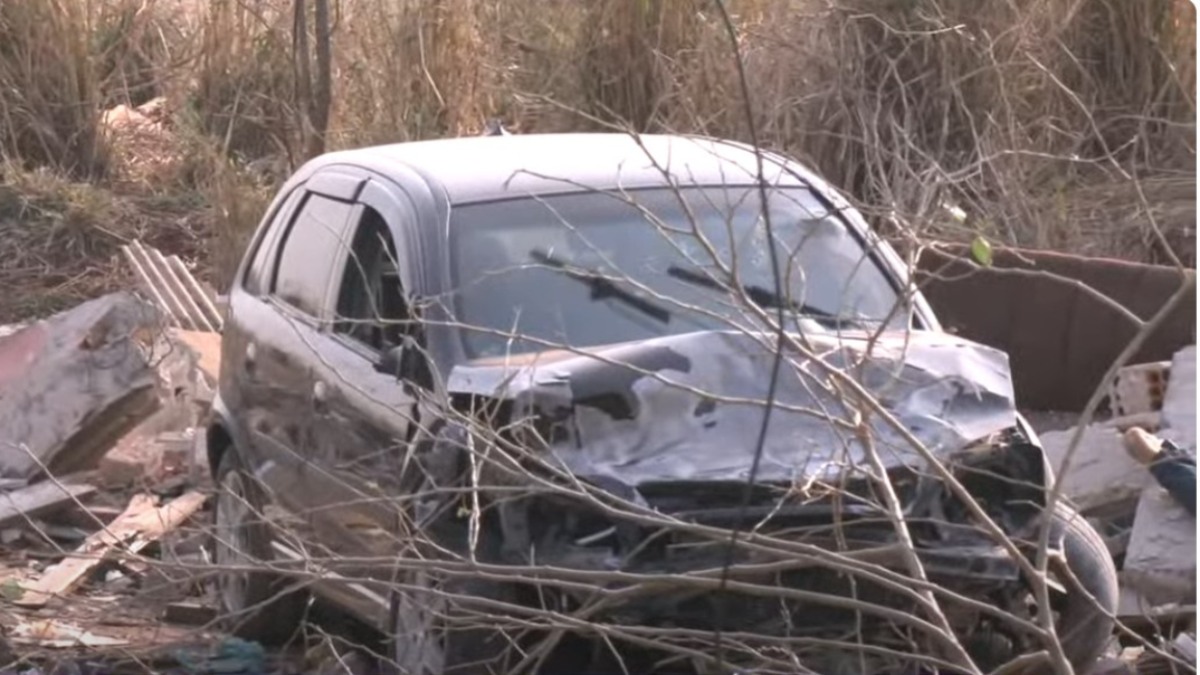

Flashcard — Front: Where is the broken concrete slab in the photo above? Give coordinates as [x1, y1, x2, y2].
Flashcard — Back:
[1122, 485, 1196, 608]
[1162, 345, 1196, 450]
[1119, 345, 1197, 613]
[1041, 424, 1151, 512]
[0, 481, 96, 529]
[0, 293, 165, 480]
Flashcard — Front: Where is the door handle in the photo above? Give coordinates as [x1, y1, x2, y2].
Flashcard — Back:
[243, 341, 257, 374]
[312, 380, 329, 412]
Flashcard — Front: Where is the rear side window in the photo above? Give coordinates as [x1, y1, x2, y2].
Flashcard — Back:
[243, 190, 300, 295]
[271, 193, 354, 316]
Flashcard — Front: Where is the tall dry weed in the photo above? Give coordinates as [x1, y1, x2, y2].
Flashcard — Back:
[0, 0, 108, 178]
[0, 0, 1194, 275]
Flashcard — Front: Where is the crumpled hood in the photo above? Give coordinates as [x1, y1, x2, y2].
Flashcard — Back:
[447, 330, 1017, 485]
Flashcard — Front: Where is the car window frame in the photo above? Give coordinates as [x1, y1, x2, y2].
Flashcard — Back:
[322, 176, 420, 363]
[267, 189, 358, 325]
[240, 187, 303, 297]
[445, 185, 917, 359]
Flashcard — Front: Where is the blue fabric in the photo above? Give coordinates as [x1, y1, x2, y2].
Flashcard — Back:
[1148, 440, 1196, 517]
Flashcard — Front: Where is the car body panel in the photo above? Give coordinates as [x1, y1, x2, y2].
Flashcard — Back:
[446, 328, 1017, 486]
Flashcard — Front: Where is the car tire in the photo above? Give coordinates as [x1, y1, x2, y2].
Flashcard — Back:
[1050, 501, 1119, 672]
[212, 448, 309, 645]
[387, 570, 516, 675]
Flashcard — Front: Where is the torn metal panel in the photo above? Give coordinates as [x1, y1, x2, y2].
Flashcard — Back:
[447, 328, 1017, 485]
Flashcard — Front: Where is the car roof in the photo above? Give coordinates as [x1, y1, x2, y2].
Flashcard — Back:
[309, 133, 812, 204]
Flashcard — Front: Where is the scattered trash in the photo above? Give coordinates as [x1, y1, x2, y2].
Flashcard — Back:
[12, 491, 207, 608]
[171, 638, 266, 675]
[10, 620, 127, 649]
[1042, 345, 1198, 626]
[163, 602, 218, 627]
[0, 482, 96, 530]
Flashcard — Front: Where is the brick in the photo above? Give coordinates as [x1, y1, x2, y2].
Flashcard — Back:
[98, 432, 164, 488]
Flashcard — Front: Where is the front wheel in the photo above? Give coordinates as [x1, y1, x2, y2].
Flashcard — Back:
[212, 448, 309, 644]
[1050, 501, 1119, 671]
[387, 571, 516, 675]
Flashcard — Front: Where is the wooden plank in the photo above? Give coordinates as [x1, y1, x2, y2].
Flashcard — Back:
[14, 491, 207, 607]
[0, 481, 96, 529]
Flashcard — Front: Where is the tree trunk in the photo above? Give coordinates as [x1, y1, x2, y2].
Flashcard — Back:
[310, 0, 332, 158]
[293, 0, 314, 158]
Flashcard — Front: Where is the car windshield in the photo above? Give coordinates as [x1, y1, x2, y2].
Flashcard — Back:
[449, 186, 905, 359]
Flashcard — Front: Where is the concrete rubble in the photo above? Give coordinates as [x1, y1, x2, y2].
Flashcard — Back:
[0, 292, 166, 479]
[1042, 345, 1197, 630]
[1122, 345, 1197, 610]
[1041, 424, 1151, 512]
[0, 291, 225, 672]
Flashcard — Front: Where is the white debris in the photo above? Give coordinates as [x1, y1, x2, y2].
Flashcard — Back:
[1162, 345, 1196, 450]
[11, 618, 128, 648]
[1122, 486, 1196, 606]
[1121, 345, 1196, 609]
[1110, 360, 1171, 417]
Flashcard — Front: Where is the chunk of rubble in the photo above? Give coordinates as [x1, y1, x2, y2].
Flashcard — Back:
[1122, 486, 1196, 606]
[1121, 345, 1196, 610]
[98, 432, 165, 488]
[0, 480, 96, 529]
[1040, 424, 1150, 512]
[171, 328, 222, 385]
[1161, 345, 1196, 449]
[0, 293, 165, 480]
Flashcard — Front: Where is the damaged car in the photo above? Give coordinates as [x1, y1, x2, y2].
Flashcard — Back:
[207, 133, 1119, 674]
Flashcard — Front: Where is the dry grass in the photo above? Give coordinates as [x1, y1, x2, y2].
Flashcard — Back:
[0, 162, 207, 320]
[0, 0, 1193, 321]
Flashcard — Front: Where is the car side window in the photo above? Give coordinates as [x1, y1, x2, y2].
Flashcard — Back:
[333, 207, 410, 353]
[270, 192, 355, 316]
[242, 190, 300, 296]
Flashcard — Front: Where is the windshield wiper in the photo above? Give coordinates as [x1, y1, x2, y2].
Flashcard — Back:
[530, 249, 671, 323]
[666, 264, 853, 326]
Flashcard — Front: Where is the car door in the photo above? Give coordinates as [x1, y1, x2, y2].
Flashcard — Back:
[230, 171, 361, 559]
[303, 175, 426, 625]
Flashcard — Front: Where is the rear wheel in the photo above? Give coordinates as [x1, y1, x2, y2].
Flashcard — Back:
[212, 448, 309, 644]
